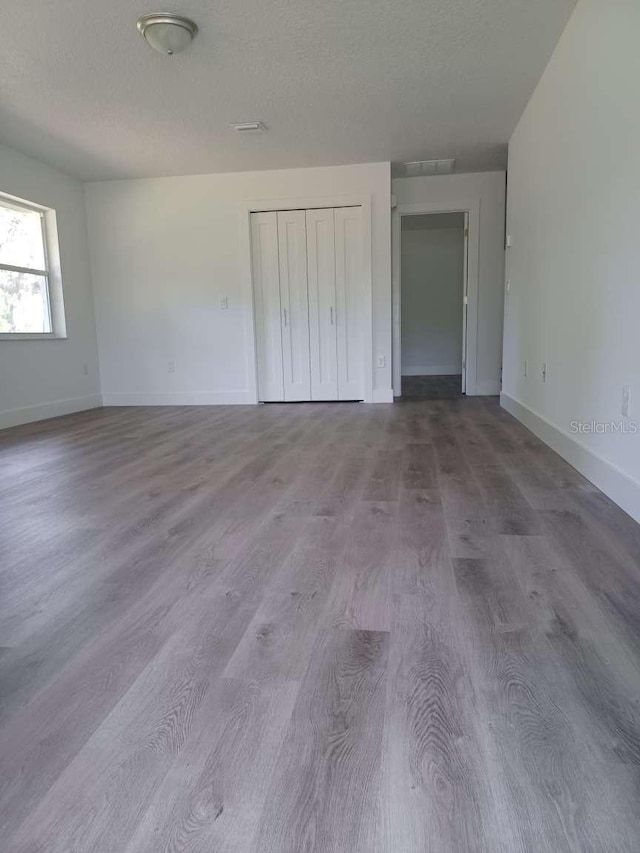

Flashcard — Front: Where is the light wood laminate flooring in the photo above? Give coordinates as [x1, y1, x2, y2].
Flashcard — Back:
[1, 399, 640, 852]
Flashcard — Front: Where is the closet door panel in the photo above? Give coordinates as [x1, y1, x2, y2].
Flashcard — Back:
[335, 206, 364, 400]
[251, 212, 283, 401]
[306, 208, 338, 401]
[277, 210, 311, 401]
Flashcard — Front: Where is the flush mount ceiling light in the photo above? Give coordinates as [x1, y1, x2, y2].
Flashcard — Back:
[137, 13, 198, 55]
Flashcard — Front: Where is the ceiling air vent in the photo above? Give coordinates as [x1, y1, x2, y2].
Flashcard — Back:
[230, 122, 267, 134]
[402, 159, 455, 177]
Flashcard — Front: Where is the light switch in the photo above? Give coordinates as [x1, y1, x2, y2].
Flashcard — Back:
[220, 296, 229, 310]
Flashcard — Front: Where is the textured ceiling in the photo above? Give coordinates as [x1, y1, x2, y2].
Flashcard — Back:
[0, 0, 576, 180]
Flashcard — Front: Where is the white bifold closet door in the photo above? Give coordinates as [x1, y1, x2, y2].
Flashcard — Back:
[252, 206, 363, 402]
[278, 210, 311, 401]
[251, 212, 283, 402]
[251, 210, 311, 402]
[334, 206, 363, 401]
[306, 208, 338, 401]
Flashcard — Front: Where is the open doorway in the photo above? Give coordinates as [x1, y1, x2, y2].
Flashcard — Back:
[396, 211, 469, 400]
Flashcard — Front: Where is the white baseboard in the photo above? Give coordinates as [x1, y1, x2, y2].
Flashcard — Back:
[101, 390, 255, 406]
[500, 392, 640, 524]
[475, 379, 502, 396]
[372, 388, 394, 404]
[402, 364, 462, 376]
[105, 389, 395, 405]
[0, 394, 103, 431]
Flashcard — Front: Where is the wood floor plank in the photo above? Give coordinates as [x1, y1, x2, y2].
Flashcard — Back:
[445, 514, 494, 559]
[0, 445, 293, 719]
[432, 432, 487, 519]
[566, 485, 640, 568]
[124, 678, 300, 853]
[253, 628, 389, 853]
[269, 515, 349, 595]
[541, 508, 640, 656]
[469, 463, 533, 516]
[7, 589, 259, 853]
[501, 534, 640, 765]
[223, 589, 326, 683]
[362, 449, 403, 501]
[321, 501, 397, 631]
[401, 443, 437, 490]
[453, 551, 640, 851]
[381, 585, 503, 852]
[392, 489, 449, 595]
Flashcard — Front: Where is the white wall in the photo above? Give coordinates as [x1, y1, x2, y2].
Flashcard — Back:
[502, 0, 640, 522]
[84, 162, 391, 405]
[393, 171, 505, 395]
[401, 215, 464, 375]
[0, 142, 101, 429]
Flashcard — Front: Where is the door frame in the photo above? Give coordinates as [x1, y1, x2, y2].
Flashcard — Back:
[240, 194, 373, 404]
[392, 200, 480, 396]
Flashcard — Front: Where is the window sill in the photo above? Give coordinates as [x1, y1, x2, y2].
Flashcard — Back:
[0, 333, 67, 341]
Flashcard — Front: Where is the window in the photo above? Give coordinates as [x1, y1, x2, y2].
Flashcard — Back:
[0, 195, 55, 335]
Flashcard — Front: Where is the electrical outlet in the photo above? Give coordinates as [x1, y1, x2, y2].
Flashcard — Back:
[542, 362, 547, 383]
[622, 384, 631, 418]
[377, 355, 386, 368]
[168, 360, 176, 374]
[524, 360, 528, 378]
[220, 296, 229, 310]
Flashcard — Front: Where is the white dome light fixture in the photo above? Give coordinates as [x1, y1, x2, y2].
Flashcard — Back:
[137, 13, 198, 56]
